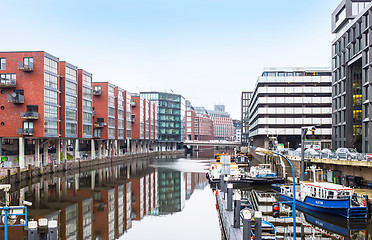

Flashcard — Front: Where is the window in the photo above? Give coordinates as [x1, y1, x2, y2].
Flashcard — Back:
[44, 121, 58, 135]
[83, 99, 91, 111]
[83, 74, 92, 87]
[66, 67, 77, 81]
[23, 57, 33, 68]
[66, 123, 76, 135]
[0, 58, 5, 70]
[44, 105, 58, 119]
[83, 112, 92, 123]
[44, 57, 58, 74]
[66, 95, 77, 108]
[66, 109, 77, 121]
[44, 73, 58, 89]
[83, 124, 92, 136]
[83, 87, 91, 99]
[44, 89, 58, 104]
[66, 81, 77, 95]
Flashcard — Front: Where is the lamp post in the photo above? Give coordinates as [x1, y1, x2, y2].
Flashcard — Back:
[255, 147, 296, 240]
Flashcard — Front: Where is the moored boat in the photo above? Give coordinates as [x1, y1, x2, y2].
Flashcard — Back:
[280, 181, 368, 219]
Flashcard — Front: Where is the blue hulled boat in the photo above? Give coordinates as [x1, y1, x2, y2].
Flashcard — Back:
[280, 182, 368, 219]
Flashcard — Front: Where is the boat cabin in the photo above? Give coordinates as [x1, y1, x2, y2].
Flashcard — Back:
[300, 182, 353, 200]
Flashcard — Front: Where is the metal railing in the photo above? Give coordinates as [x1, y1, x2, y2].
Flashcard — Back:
[21, 112, 39, 119]
[17, 61, 33, 71]
[94, 122, 105, 128]
[0, 79, 16, 88]
[7, 94, 24, 103]
[17, 128, 34, 135]
[93, 89, 101, 95]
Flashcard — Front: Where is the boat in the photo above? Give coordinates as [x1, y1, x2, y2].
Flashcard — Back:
[238, 164, 285, 185]
[215, 152, 229, 163]
[206, 161, 241, 184]
[280, 181, 368, 219]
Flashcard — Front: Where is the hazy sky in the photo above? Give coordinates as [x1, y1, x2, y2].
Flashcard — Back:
[1, 0, 340, 119]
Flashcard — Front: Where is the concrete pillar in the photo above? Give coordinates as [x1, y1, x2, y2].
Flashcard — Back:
[62, 139, 67, 162]
[19, 137, 25, 169]
[233, 194, 241, 228]
[91, 170, 95, 190]
[91, 139, 96, 160]
[35, 139, 40, 167]
[98, 140, 102, 159]
[242, 210, 252, 240]
[56, 139, 61, 165]
[127, 140, 130, 154]
[43, 142, 48, 166]
[74, 139, 79, 160]
[114, 140, 118, 156]
[255, 211, 262, 240]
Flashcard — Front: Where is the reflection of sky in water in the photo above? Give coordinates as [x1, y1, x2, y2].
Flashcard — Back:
[120, 184, 220, 240]
[151, 158, 213, 173]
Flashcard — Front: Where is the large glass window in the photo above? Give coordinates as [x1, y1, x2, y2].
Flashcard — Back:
[83, 74, 92, 87]
[83, 100, 91, 111]
[83, 125, 91, 136]
[109, 117, 115, 127]
[66, 67, 77, 81]
[44, 89, 58, 104]
[44, 57, 58, 74]
[44, 105, 58, 119]
[44, 121, 58, 135]
[44, 73, 58, 89]
[66, 95, 77, 108]
[83, 87, 91, 99]
[109, 107, 115, 117]
[66, 81, 77, 95]
[66, 123, 77, 135]
[66, 109, 77, 121]
[83, 112, 92, 123]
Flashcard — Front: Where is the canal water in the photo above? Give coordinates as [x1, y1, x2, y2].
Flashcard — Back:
[1, 150, 371, 239]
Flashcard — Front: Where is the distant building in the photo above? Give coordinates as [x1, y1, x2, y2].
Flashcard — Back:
[233, 120, 241, 142]
[185, 102, 213, 140]
[248, 68, 332, 149]
[241, 91, 253, 146]
[331, 1, 372, 152]
[206, 105, 235, 141]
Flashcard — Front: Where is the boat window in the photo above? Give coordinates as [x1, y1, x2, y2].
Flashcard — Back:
[327, 191, 334, 199]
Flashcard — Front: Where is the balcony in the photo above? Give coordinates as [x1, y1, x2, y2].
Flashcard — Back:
[17, 61, 33, 72]
[21, 112, 39, 120]
[93, 89, 101, 96]
[7, 93, 24, 104]
[17, 128, 34, 136]
[0, 78, 16, 88]
[94, 121, 105, 128]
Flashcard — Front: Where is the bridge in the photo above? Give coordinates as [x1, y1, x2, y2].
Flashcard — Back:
[183, 140, 241, 147]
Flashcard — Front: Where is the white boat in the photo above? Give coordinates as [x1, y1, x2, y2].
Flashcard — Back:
[247, 164, 277, 178]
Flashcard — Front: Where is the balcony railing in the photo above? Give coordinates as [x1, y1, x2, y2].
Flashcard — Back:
[21, 112, 39, 120]
[17, 61, 34, 72]
[93, 89, 101, 95]
[0, 78, 16, 88]
[94, 122, 105, 128]
[17, 128, 34, 136]
[7, 94, 24, 103]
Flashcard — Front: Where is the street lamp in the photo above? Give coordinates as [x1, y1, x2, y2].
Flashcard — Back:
[255, 147, 296, 240]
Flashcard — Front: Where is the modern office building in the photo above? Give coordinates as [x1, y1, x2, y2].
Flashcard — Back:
[140, 92, 185, 144]
[241, 91, 253, 146]
[248, 68, 332, 149]
[332, 0, 372, 152]
[233, 120, 241, 142]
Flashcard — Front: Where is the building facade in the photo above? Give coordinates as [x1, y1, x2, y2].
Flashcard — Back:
[205, 105, 235, 141]
[241, 91, 253, 146]
[233, 119, 241, 142]
[248, 68, 332, 149]
[140, 92, 185, 143]
[331, 0, 372, 152]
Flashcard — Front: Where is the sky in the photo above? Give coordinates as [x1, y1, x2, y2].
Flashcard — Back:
[1, 0, 340, 119]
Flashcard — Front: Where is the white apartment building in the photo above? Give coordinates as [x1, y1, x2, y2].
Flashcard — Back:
[248, 67, 333, 149]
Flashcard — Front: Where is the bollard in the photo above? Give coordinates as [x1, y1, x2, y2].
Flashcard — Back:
[242, 209, 252, 240]
[7, 169, 11, 184]
[227, 183, 233, 211]
[223, 176, 228, 194]
[48, 220, 58, 240]
[28, 164, 32, 179]
[28, 220, 38, 240]
[233, 193, 241, 228]
[255, 211, 262, 240]
[220, 174, 225, 191]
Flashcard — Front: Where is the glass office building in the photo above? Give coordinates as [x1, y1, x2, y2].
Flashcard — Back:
[140, 92, 185, 141]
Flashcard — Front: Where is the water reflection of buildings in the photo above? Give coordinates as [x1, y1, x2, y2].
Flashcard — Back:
[0, 159, 208, 240]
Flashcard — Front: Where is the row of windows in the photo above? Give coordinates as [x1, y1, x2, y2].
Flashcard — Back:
[45, 73, 58, 89]
[262, 71, 331, 77]
[66, 67, 77, 81]
[83, 112, 92, 123]
[83, 99, 91, 112]
[0, 73, 16, 80]
[83, 74, 92, 87]
[83, 87, 92, 99]
[66, 95, 77, 108]
[45, 105, 58, 119]
[66, 81, 77, 95]
[45, 121, 58, 135]
[44, 57, 58, 74]
[0, 58, 5, 70]
[44, 89, 58, 105]
[66, 109, 77, 121]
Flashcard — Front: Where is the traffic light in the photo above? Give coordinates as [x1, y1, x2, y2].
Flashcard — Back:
[272, 203, 280, 218]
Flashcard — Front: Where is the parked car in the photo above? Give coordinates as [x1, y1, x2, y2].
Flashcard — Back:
[320, 148, 336, 159]
[364, 154, 372, 161]
[304, 148, 321, 158]
[335, 148, 362, 160]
